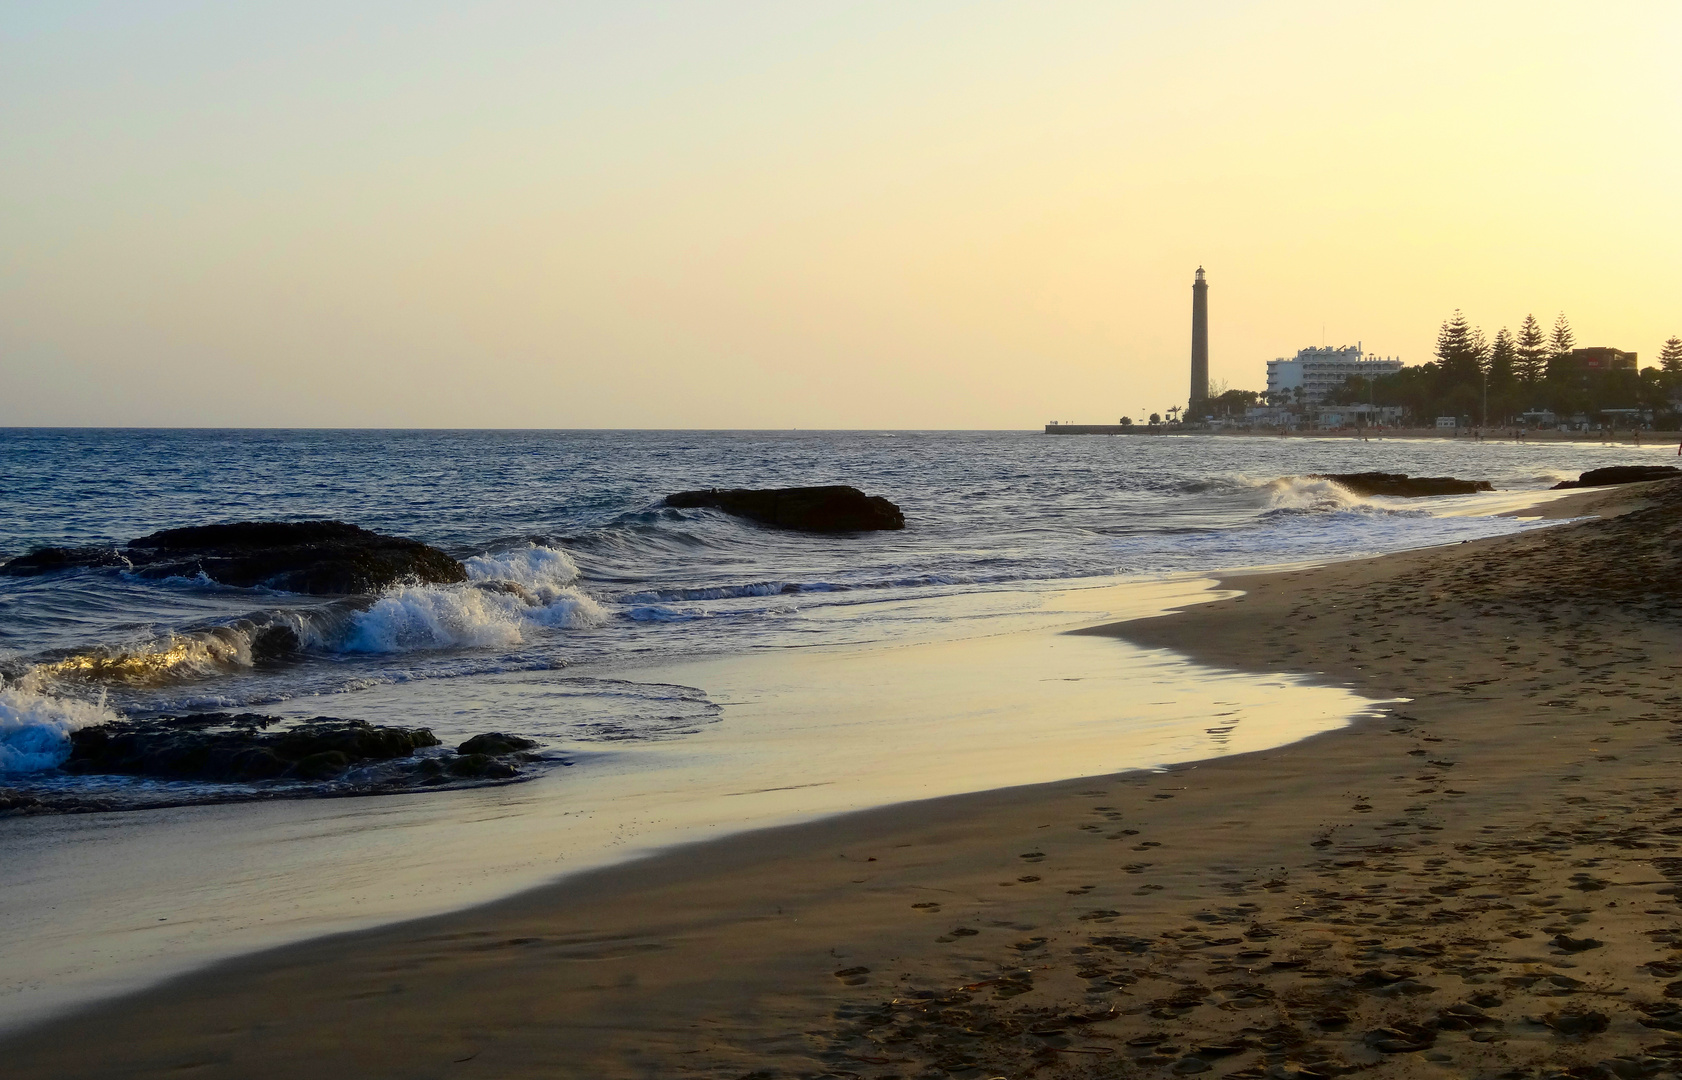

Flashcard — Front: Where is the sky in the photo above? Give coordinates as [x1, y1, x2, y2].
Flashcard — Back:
[3, 1, 1679, 429]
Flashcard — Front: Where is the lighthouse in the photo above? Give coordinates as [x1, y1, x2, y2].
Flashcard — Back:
[1190, 266, 1209, 414]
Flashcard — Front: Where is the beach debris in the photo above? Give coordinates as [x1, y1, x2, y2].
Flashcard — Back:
[664, 485, 905, 532]
[1310, 472, 1494, 497]
[1, 520, 466, 594]
[1552, 465, 1682, 489]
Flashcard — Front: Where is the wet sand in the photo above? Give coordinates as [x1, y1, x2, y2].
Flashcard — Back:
[7, 481, 1682, 1078]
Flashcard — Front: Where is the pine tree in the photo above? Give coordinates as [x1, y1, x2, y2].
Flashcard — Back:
[1660, 336, 1682, 373]
[1550, 313, 1576, 358]
[1546, 313, 1577, 380]
[1516, 314, 1547, 382]
[1489, 327, 1517, 384]
[1434, 310, 1485, 383]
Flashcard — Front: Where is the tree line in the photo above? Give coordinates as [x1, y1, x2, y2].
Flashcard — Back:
[1325, 311, 1682, 426]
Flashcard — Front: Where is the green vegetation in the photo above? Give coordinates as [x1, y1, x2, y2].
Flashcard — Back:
[1323, 312, 1682, 428]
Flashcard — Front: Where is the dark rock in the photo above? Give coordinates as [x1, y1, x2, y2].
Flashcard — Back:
[293, 751, 352, 780]
[665, 486, 904, 532]
[0, 546, 130, 575]
[457, 732, 539, 755]
[0, 791, 45, 815]
[65, 714, 441, 782]
[1314, 472, 1494, 497]
[1552, 465, 1682, 490]
[447, 753, 517, 779]
[126, 521, 466, 593]
[2, 520, 466, 595]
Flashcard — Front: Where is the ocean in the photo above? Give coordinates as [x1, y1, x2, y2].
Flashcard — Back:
[0, 427, 1662, 797]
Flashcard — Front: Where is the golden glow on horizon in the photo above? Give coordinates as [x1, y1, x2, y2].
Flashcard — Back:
[2, 2, 1678, 427]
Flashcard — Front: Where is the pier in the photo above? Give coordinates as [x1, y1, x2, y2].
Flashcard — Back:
[1043, 423, 1162, 435]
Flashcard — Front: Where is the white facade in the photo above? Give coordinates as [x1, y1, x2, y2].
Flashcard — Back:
[1266, 345, 1403, 405]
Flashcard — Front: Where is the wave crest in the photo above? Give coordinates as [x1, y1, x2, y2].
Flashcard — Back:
[1260, 475, 1370, 514]
[341, 545, 604, 654]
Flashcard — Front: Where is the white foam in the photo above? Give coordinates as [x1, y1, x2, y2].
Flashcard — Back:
[1260, 475, 1369, 514]
[340, 546, 604, 654]
[0, 684, 120, 773]
[463, 545, 581, 590]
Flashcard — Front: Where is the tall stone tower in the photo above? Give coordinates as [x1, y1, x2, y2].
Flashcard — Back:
[1190, 266, 1209, 414]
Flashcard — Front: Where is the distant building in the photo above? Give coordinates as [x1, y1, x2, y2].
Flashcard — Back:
[1568, 347, 1637, 373]
[1266, 345, 1403, 405]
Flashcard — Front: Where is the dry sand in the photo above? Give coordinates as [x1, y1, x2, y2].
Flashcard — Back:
[8, 481, 1682, 1079]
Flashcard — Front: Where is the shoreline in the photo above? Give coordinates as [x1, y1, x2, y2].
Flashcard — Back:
[5, 482, 1680, 1077]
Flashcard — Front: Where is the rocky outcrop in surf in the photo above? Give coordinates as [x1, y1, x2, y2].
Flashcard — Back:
[63, 714, 444, 782]
[1551, 465, 1682, 490]
[54, 712, 541, 787]
[665, 486, 905, 532]
[1312, 473, 1494, 498]
[2, 521, 467, 594]
[0, 707, 551, 815]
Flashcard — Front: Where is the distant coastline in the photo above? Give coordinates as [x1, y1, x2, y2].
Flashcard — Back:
[1046, 423, 1678, 443]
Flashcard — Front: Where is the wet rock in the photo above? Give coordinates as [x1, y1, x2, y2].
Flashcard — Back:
[64, 714, 441, 782]
[0, 546, 130, 575]
[1314, 472, 1494, 497]
[457, 732, 538, 755]
[1552, 466, 1682, 490]
[2, 520, 466, 595]
[293, 750, 352, 780]
[664, 486, 905, 532]
[447, 753, 517, 779]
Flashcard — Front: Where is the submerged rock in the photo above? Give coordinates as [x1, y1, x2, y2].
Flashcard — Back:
[2, 520, 467, 594]
[1551, 465, 1682, 489]
[1313, 472, 1494, 497]
[665, 485, 905, 532]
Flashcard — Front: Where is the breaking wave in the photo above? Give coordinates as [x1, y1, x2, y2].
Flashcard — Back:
[1251, 475, 1425, 519]
[0, 683, 121, 773]
[13, 546, 608, 684]
[338, 545, 605, 654]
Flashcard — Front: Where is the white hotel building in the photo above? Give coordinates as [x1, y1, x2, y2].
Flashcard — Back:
[1266, 345, 1403, 405]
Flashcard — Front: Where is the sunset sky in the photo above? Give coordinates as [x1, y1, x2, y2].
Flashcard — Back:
[4, 1, 1678, 428]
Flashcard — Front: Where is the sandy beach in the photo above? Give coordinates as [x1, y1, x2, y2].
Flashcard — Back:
[7, 480, 1682, 1079]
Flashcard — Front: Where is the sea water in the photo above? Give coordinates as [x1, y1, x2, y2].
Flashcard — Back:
[0, 428, 1663, 1027]
[0, 428, 1651, 771]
